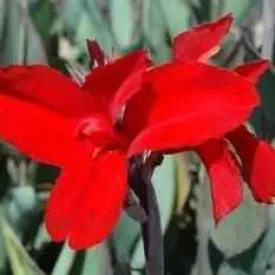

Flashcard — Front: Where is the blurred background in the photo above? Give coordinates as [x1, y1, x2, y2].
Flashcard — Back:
[0, 0, 275, 274]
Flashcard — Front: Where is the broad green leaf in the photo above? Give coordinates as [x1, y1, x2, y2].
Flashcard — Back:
[158, 0, 190, 36]
[174, 153, 191, 215]
[110, 0, 133, 49]
[52, 244, 76, 275]
[0, 0, 46, 65]
[210, 184, 267, 258]
[33, 224, 51, 251]
[0, 0, 6, 42]
[6, 186, 38, 236]
[262, 0, 275, 60]
[217, 262, 248, 275]
[250, 206, 275, 275]
[69, 242, 113, 275]
[74, 11, 98, 53]
[81, 242, 112, 275]
[251, 70, 275, 137]
[195, 166, 267, 275]
[194, 0, 215, 22]
[63, 0, 113, 54]
[24, 15, 48, 64]
[82, 0, 113, 53]
[62, 0, 84, 32]
[208, 205, 275, 275]
[143, 0, 171, 63]
[0, 230, 6, 273]
[265, 249, 275, 275]
[0, 207, 7, 273]
[11, 186, 37, 213]
[1, 0, 26, 65]
[69, 251, 85, 275]
[30, 0, 55, 40]
[216, 32, 245, 68]
[1, 216, 45, 275]
[223, 0, 257, 25]
[153, 156, 176, 231]
[111, 213, 140, 263]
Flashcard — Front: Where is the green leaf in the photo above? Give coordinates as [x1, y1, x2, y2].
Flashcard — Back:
[0, 207, 7, 273]
[217, 262, 248, 275]
[81, 243, 112, 275]
[52, 244, 76, 275]
[62, 0, 84, 33]
[249, 206, 275, 275]
[63, 0, 113, 55]
[223, 0, 257, 24]
[216, 33, 245, 68]
[210, 184, 267, 258]
[1, 216, 46, 275]
[158, 0, 190, 37]
[143, 0, 171, 63]
[74, 11, 98, 53]
[194, 0, 215, 22]
[69, 243, 112, 275]
[11, 186, 37, 213]
[251, 70, 275, 137]
[0, 0, 47, 65]
[30, 0, 55, 40]
[195, 167, 268, 275]
[110, 0, 133, 49]
[0, 0, 26, 65]
[0, 0, 6, 42]
[33, 224, 51, 251]
[69, 251, 85, 275]
[111, 212, 140, 263]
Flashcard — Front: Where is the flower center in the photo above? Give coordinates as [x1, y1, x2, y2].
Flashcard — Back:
[76, 115, 129, 152]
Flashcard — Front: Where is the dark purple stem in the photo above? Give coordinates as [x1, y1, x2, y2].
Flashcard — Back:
[129, 153, 164, 275]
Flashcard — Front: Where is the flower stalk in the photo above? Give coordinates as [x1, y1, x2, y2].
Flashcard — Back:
[130, 153, 164, 275]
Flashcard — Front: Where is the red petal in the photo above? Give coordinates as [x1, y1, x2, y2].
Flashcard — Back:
[234, 60, 270, 84]
[45, 169, 82, 241]
[0, 93, 87, 168]
[173, 13, 233, 63]
[82, 50, 151, 107]
[0, 65, 98, 116]
[111, 68, 146, 122]
[45, 151, 127, 249]
[227, 126, 275, 203]
[125, 62, 259, 156]
[197, 139, 243, 223]
[87, 40, 106, 67]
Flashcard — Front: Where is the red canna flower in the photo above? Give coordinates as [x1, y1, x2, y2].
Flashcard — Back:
[172, 13, 274, 221]
[0, 19, 266, 249]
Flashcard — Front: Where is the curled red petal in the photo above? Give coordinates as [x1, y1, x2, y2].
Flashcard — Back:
[197, 139, 243, 224]
[46, 151, 127, 249]
[0, 65, 99, 116]
[125, 62, 259, 156]
[227, 126, 275, 203]
[111, 68, 146, 122]
[173, 13, 233, 63]
[234, 60, 270, 84]
[0, 92, 87, 168]
[87, 40, 106, 67]
[127, 111, 251, 157]
[82, 50, 151, 108]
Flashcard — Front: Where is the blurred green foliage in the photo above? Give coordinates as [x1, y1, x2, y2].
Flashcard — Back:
[0, 0, 275, 274]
